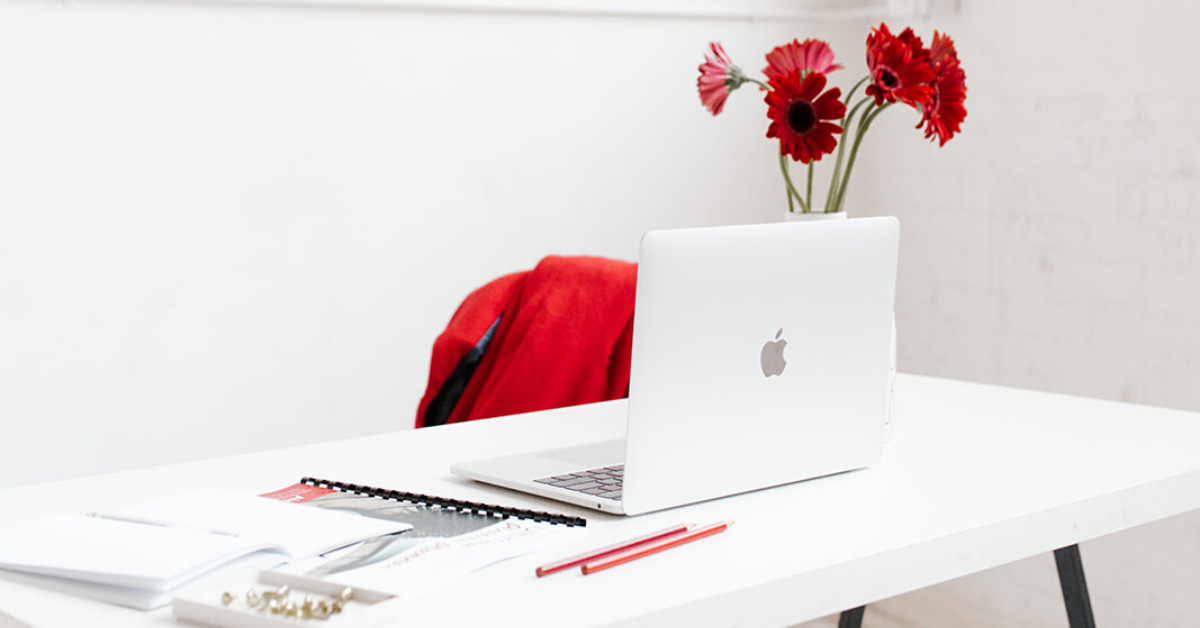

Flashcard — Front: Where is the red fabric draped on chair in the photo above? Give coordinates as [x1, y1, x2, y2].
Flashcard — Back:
[416, 255, 638, 428]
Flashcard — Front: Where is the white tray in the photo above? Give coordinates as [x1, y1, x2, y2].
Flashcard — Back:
[173, 570, 401, 628]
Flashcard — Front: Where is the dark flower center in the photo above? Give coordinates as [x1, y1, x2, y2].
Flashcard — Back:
[786, 100, 816, 135]
[876, 67, 900, 89]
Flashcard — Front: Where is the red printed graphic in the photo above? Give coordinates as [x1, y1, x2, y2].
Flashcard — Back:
[259, 483, 337, 504]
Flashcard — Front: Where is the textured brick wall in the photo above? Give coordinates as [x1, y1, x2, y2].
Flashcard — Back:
[821, 2, 1200, 625]
[853, 1, 1200, 413]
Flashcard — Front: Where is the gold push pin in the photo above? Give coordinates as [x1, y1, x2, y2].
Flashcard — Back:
[220, 592, 234, 605]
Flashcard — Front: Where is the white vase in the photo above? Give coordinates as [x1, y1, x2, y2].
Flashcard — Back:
[783, 208, 847, 222]
[781, 207, 897, 444]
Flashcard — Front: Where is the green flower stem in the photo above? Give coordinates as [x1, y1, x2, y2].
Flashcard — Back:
[826, 95, 875, 213]
[843, 75, 871, 106]
[785, 165, 794, 214]
[779, 153, 808, 213]
[832, 102, 891, 213]
[780, 152, 794, 213]
[746, 78, 771, 91]
[821, 75, 871, 213]
[806, 162, 814, 211]
[830, 104, 875, 213]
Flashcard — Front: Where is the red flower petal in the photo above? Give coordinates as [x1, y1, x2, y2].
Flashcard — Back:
[928, 30, 959, 66]
[812, 89, 846, 119]
[764, 70, 846, 164]
[764, 39, 844, 79]
[917, 39, 967, 145]
[796, 70, 827, 101]
[864, 23, 935, 108]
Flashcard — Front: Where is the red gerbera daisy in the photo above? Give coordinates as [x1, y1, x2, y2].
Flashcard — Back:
[928, 29, 959, 67]
[917, 31, 967, 145]
[697, 42, 746, 116]
[765, 70, 846, 164]
[763, 38, 843, 80]
[864, 23, 935, 108]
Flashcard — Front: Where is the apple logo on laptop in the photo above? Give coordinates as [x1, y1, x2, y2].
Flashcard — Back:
[760, 328, 787, 377]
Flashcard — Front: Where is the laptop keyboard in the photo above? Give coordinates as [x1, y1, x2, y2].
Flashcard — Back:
[534, 465, 624, 501]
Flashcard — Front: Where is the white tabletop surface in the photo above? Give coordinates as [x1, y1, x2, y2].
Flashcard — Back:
[3, 374, 1200, 628]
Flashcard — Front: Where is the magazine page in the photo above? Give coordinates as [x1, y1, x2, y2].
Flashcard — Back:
[322, 518, 568, 596]
[261, 483, 502, 539]
[261, 482, 577, 595]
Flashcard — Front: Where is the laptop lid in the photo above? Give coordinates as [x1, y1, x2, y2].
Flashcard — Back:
[449, 217, 899, 516]
[619, 216, 898, 515]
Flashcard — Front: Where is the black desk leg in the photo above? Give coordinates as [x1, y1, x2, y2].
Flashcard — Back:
[1054, 544, 1097, 628]
[834, 546, 1091, 628]
[838, 606, 865, 628]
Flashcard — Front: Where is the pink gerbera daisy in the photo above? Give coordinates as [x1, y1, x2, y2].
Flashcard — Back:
[697, 42, 748, 116]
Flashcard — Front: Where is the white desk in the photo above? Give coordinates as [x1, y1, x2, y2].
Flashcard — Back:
[3, 374, 1200, 628]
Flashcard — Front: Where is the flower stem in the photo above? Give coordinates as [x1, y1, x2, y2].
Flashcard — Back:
[826, 95, 875, 213]
[806, 162, 814, 211]
[832, 102, 891, 213]
[843, 75, 871, 106]
[779, 153, 808, 213]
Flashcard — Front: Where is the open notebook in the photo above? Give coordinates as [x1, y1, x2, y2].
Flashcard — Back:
[0, 489, 410, 610]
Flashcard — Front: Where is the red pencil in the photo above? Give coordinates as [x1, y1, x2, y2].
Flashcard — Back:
[581, 521, 730, 575]
[535, 524, 690, 577]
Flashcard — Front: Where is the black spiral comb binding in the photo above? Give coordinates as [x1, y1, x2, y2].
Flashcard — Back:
[299, 477, 587, 527]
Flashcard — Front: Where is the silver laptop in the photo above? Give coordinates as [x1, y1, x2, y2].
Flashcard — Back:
[451, 217, 899, 516]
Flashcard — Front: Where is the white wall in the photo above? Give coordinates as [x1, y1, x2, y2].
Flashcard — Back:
[3, 0, 1198, 624]
[0, 0, 890, 487]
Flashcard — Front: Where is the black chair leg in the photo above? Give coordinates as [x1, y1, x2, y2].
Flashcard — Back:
[1054, 544, 1097, 628]
[838, 605, 865, 628]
